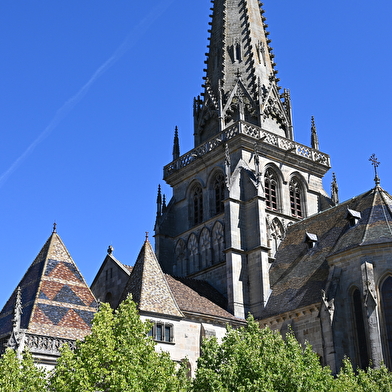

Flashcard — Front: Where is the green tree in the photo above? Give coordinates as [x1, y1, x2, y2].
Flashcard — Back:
[50, 295, 189, 392]
[0, 348, 47, 392]
[334, 359, 392, 392]
[192, 315, 335, 392]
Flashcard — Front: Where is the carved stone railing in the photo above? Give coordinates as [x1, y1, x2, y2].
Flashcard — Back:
[163, 121, 330, 178]
[24, 333, 76, 355]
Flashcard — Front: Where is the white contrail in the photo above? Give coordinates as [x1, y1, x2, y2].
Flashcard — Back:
[0, 0, 174, 188]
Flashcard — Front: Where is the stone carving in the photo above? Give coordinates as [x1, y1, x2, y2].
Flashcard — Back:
[24, 334, 76, 354]
[321, 289, 335, 322]
[225, 143, 231, 189]
[164, 123, 330, 178]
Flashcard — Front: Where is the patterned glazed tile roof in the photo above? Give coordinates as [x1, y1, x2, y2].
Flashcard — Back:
[0, 232, 98, 340]
[262, 186, 392, 319]
[119, 245, 243, 323]
[120, 240, 184, 318]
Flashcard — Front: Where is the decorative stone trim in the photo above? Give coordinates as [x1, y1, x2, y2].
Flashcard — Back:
[24, 333, 75, 355]
[164, 121, 330, 178]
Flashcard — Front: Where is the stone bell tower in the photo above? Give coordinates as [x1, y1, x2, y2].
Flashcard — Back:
[155, 0, 331, 319]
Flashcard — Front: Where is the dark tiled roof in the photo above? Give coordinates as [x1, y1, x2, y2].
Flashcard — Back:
[0, 233, 98, 340]
[262, 187, 392, 319]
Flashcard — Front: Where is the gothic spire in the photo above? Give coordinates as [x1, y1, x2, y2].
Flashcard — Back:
[311, 116, 319, 150]
[172, 126, 180, 161]
[156, 185, 162, 217]
[194, 0, 293, 145]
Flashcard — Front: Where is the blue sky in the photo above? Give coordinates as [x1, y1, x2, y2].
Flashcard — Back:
[0, 0, 391, 305]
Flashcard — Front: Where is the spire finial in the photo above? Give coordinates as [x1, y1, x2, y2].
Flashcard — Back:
[331, 173, 339, 205]
[172, 126, 180, 160]
[53, 222, 57, 233]
[107, 245, 114, 255]
[311, 116, 319, 150]
[369, 154, 381, 186]
[157, 185, 162, 217]
[145, 232, 149, 242]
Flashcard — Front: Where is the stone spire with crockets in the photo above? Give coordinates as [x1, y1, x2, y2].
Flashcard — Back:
[193, 0, 293, 146]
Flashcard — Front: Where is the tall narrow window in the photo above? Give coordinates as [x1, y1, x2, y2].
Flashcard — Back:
[381, 277, 392, 368]
[156, 324, 163, 341]
[353, 288, 369, 368]
[192, 185, 203, 225]
[264, 169, 278, 210]
[290, 178, 303, 218]
[187, 234, 199, 274]
[212, 222, 225, 264]
[214, 173, 225, 215]
[175, 240, 186, 276]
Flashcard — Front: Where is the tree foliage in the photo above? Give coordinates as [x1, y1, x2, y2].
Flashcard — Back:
[192, 315, 392, 392]
[3, 301, 392, 391]
[192, 315, 334, 392]
[50, 295, 188, 392]
[0, 348, 47, 392]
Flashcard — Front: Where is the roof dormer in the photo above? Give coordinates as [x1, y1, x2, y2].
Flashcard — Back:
[347, 209, 361, 227]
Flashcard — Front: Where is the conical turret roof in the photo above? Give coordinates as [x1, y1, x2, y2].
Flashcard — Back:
[194, 0, 292, 144]
[0, 232, 98, 341]
[120, 239, 183, 318]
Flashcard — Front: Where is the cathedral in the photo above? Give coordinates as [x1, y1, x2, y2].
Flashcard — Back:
[1, 0, 392, 376]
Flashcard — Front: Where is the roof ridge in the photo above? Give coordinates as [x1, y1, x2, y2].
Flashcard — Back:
[376, 188, 392, 239]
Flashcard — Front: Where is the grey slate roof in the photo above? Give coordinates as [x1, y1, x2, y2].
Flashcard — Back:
[262, 186, 392, 319]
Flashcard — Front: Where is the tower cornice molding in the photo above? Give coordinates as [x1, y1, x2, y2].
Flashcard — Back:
[165, 121, 330, 183]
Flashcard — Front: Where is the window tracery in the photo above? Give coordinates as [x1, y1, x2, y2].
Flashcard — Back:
[269, 218, 284, 258]
[187, 234, 199, 273]
[264, 169, 278, 211]
[213, 173, 225, 215]
[289, 178, 303, 218]
[174, 240, 186, 276]
[192, 184, 203, 226]
[200, 228, 212, 269]
[212, 222, 225, 264]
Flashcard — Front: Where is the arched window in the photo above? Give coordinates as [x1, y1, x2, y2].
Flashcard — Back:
[200, 228, 212, 269]
[187, 234, 199, 274]
[264, 169, 278, 211]
[212, 222, 225, 264]
[381, 276, 392, 367]
[269, 218, 284, 258]
[192, 184, 203, 226]
[174, 240, 186, 276]
[289, 178, 303, 218]
[213, 173, 225, 215]
[352, 288, 369, 368]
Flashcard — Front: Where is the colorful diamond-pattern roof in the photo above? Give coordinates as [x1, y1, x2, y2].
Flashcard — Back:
[120, 239, 184, 318]
[0, 232, 98, 340]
